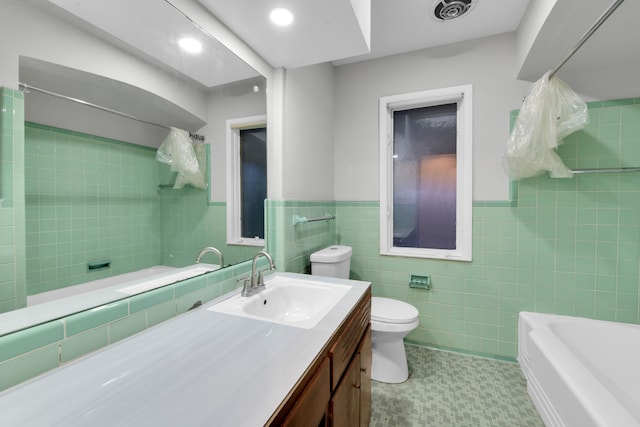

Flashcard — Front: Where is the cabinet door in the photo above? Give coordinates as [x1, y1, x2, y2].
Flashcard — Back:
[359, 327, 372, 427]
[330, 352, 361, 427]
[283, 358, 331, 427]
[329, 297, 370, 389]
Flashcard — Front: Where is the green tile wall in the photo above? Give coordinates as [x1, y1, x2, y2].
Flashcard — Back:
[280, 98, 640, 361]
[266, 200, 337, 273]
[23, 124, 252, 298]
[159, 189, 256, 267]
[0, 259, 248, 391]
[24, 123, 163, 295]
[0, 88, 26, 313]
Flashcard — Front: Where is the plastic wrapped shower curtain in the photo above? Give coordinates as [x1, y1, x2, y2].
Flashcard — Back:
[503, 72, 589, 179]
[156, 127, 206, 189]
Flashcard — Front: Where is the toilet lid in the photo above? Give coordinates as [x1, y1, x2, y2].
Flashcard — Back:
[371, 297, 419, 324]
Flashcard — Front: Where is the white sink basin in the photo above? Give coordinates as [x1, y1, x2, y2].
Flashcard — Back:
[208, 275, 350, 329]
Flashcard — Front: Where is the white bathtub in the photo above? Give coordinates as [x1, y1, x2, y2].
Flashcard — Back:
[518, 311, 640, 427]
[27, 264, 219, 306]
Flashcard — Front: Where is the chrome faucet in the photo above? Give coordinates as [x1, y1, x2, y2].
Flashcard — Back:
[242, 251, 276, 297]
[195, 246, 224, 267]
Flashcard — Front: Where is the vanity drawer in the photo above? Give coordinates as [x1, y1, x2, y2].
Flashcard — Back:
[329, 293, 371, 390]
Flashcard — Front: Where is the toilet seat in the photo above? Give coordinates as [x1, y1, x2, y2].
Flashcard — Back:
[371, 297, 419, 324]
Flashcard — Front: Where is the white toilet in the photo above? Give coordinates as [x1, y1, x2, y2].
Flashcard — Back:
[310, 245, 352, 278]
[370, 297, 419, 383]
[310, 245, 420, 384]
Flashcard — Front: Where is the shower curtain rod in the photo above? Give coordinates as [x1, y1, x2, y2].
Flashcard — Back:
[549, 0, 625, 78]
[18, 82, 205, 142]
[547, 0, 637, 176]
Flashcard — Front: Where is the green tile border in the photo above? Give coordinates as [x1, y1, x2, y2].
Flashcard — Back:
[0, 321, 64, 361]
[109, 311, 147, 343]
[587, 97, 640, 108]
[335, 201, 379, 207]
[174, 275, 207, 298]
[0, 344, 59, 391]
[64, 300, 129, 336]
[472, 200, 514, 208]
[405, 340, 517, 363]
[129, 286, 175, 314]
[0, 87, 23, 100]
[60, 327, 109, 363]
[0, 259, 253, 392]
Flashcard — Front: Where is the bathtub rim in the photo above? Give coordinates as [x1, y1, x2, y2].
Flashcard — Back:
[0, 263, 220, 337]
[518, 311, 640, 427]
[26, 265, 178, 306]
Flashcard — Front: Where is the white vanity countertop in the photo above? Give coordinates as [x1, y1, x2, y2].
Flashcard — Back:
[0, 273, 370, 426]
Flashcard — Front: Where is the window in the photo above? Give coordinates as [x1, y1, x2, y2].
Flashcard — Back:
[379, 85, 472, 261]
[226, 115, 267, 246]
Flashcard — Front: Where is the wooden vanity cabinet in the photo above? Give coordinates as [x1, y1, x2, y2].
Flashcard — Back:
[328, 326, 371, 427]
[329, 350, 361, 427]
[268, 289, 371, 427]
[281, 358, 331, 427]
[358, 327, 372, 427]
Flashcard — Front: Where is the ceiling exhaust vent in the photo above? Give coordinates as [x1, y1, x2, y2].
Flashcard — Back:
[431, 0, 475, 22]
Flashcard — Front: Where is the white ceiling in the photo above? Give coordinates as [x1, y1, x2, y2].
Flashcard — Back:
[198, 0, 531, 68]
[518, 0, 640, 86]
[195, 0, 639, 98]
[42, 0, 640, 89]
[46, 0, 261, 89]
[198, 0, 372, 69]
[333, 0, 530, 65]
[32, 0, 640, 122]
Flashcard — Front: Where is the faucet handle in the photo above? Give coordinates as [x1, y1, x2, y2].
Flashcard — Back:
[257, 270, 265, 285]
[236, 275, 249, 289]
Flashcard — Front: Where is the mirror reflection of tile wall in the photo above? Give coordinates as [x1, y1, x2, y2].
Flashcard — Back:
[0, 88, 26, 313]
[24, 123, 259, 298]
[25, 123, 161, 296]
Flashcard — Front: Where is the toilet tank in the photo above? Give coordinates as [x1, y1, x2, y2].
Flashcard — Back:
[310, 245, 352, 279]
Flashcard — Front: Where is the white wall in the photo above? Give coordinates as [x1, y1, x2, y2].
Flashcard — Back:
[23, 91, 171, 148]
[282, 63, 336, 200]
[333, 33, 532, 202]
[515, 0, 557, 78]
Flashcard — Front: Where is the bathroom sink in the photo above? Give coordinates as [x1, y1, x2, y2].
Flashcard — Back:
[208, 275, 350, 329]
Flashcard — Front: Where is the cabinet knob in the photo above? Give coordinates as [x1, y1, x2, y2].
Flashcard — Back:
[360, 367, 367, 373]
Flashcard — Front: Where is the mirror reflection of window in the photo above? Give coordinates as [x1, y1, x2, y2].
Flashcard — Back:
[240, 127, 267, 240]
[226, 115, 267, 247]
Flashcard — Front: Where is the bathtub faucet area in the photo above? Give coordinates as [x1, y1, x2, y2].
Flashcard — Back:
[242, 251, 276, 297]
[195, 247, 224, 267]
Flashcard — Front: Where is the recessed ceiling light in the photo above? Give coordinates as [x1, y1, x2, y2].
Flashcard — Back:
[178, 37, 202, 54]
[270, 8, 294, 26]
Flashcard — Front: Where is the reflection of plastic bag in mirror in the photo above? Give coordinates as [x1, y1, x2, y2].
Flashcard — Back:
[175, 140, 206, 189]
[503, 72, 589, 179]
[156, 127, 206, 189]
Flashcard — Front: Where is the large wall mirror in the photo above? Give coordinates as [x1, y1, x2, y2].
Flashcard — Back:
[1, 0, 270, 330]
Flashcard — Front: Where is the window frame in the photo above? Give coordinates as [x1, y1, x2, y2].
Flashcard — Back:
[226, 114, 267, 247]
[379, 85, 473, 261]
